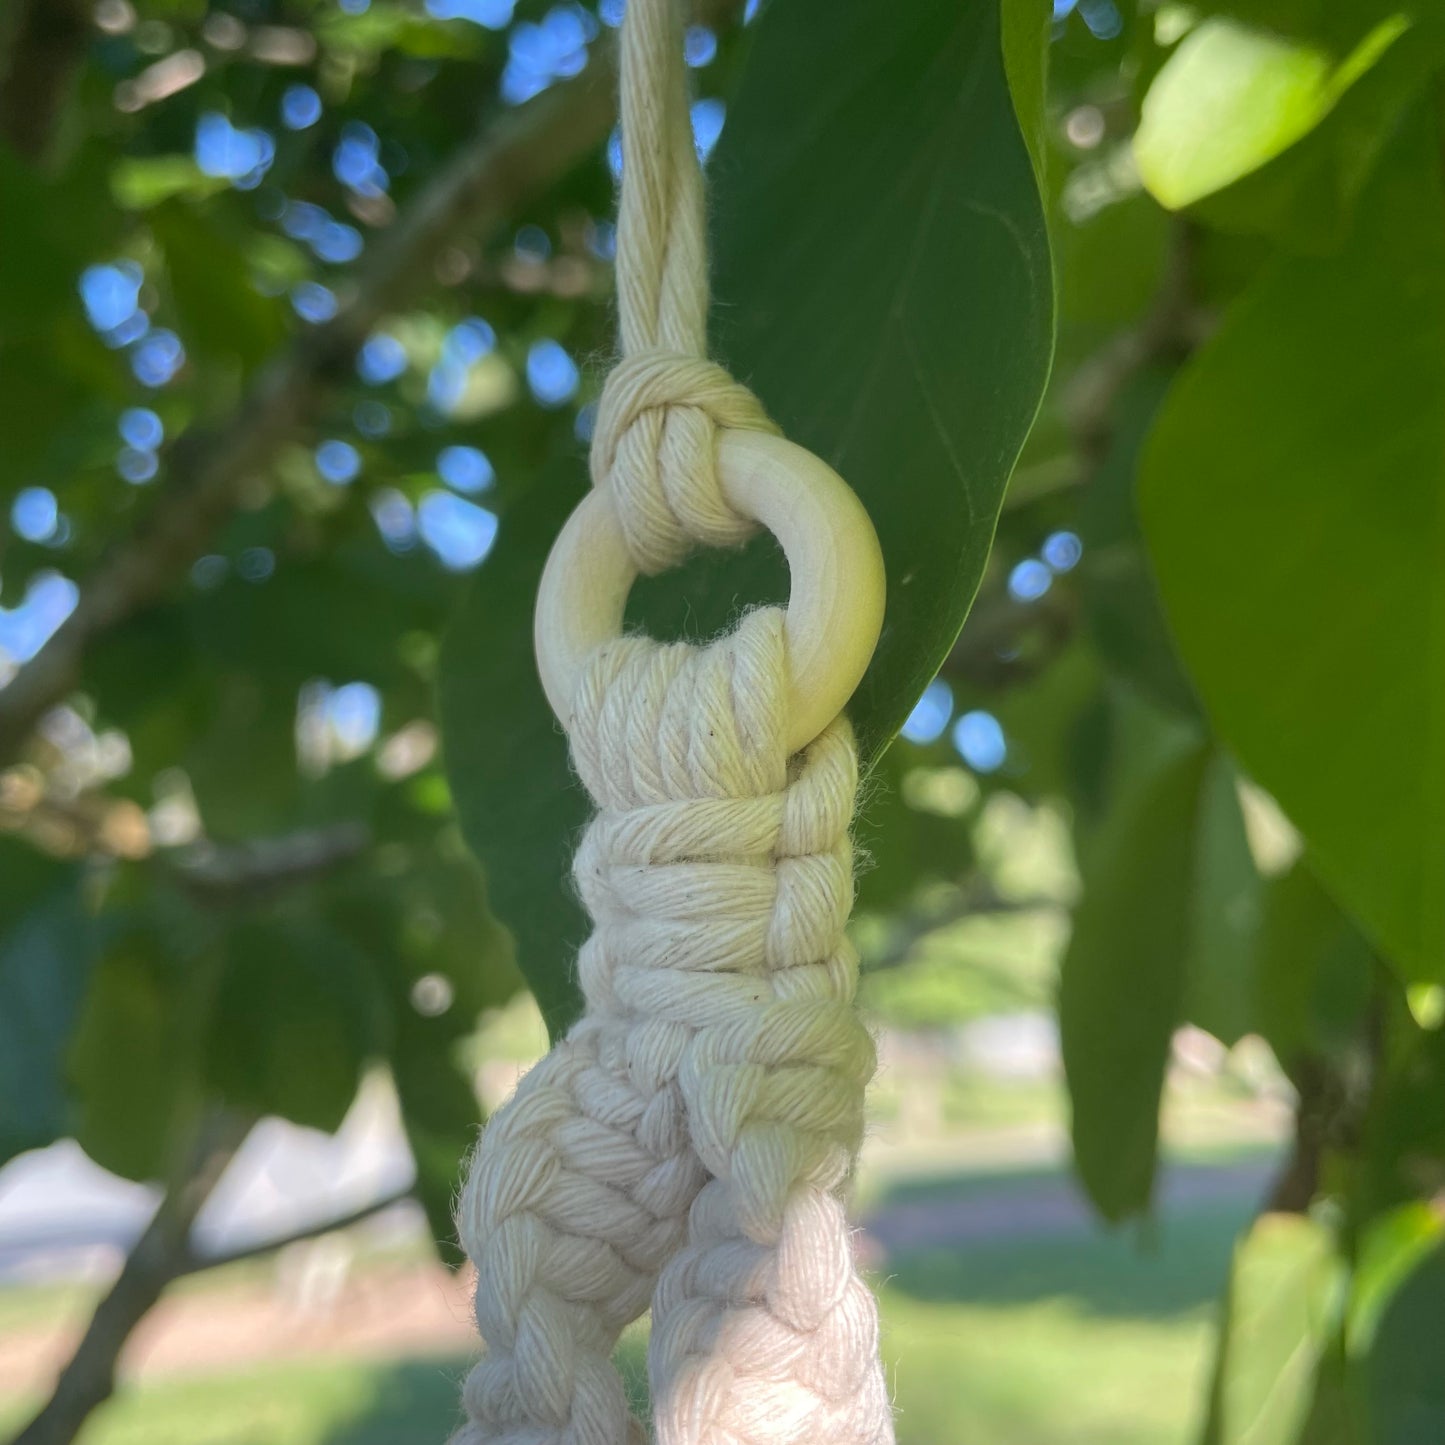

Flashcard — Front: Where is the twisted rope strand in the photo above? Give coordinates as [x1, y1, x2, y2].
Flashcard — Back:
[591, 0, 779, 575]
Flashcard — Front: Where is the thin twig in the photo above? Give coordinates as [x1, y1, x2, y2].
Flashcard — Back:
[862, 878, 1063, 975]
[9, 1130, 415, 1445]
[165, 821, 371, 903]
[175, 1182, 415, 1278]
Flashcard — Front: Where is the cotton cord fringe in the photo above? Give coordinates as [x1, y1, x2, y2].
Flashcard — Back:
[453, 1, 895, 1441]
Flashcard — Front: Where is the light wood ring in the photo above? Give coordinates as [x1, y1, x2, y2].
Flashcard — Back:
[534, 429, 885, 755]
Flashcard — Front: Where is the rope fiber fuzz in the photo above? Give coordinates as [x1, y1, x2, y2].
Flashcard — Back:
[454, 2, 894, 1441]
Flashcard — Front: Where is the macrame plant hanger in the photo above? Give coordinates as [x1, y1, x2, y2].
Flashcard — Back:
[453, 0, 894, 1439]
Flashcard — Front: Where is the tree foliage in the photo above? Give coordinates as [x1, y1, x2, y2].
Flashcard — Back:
[0, 0, 1442, 1442]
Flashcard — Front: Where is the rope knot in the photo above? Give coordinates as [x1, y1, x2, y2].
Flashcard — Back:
[592, 348, 780, 575]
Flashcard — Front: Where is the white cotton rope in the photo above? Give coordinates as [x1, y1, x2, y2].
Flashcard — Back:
[452, 2, 895, 1443]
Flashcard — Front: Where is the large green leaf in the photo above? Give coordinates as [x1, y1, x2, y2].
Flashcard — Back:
[1060, 702, 1206, 1222]
[708, 0, 1052, 760]
[1061, 689, 1260, 1219]
[0, 841, 95, 1167]
[68, 906, 209, 1182]
[1139, 113, 1445, 987]
[1200, 1213, 1347, 1445]
[440, 0, 1052, 1036]
[206, 918, 391, 1134]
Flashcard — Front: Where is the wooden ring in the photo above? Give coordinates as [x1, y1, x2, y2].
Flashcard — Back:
[534, 429, 885, 755]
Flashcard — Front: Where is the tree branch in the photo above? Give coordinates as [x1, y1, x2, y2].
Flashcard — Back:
[861, 876, 1063, 974]
[0, 0, 742, 770]
[943, 221, 1208, 694]
[175, 1182, 414, 1278]
[10, 1124, 414, 1445]
[8, 1115, 247, 1445]
[165, 822, 371, 903]
[1059, 218, 1208, 466]
[0, 0, 90, 163]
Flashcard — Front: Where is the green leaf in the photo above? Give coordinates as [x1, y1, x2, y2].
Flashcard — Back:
[111, 156, 229, 210]
[1061, 687, 1260, 1216]
[391, 1019, 478, 1270]
[1183, 756, 1264, 1047]
[206, 919, 390, 1134]
[1137, 10, 1445, 250]
[1135, 14, 1409, 211]
[1252, 862, 1372, 1079]
[1200, 1213, 1347, 1445]
[0, 145, 121, 336]
[152, 202, 288, 370]
[326, 810, 516, 1266]
[1347, 1202, 1445, 1355]
[1361, 1239, 1445, 1444]
[1076, 366, 1202, 719]
[1358, 1023, 1445, 1220]
[709, 0, 1053, 762]
[440, 461, 590, 1038]
[69, 916, 204, 1182]
[1001, 0, 1051, 188]
[0, 842, 94, 1167]
[441, 0, 1053, 1037]
[1060, 701, 1208, 1221]
[853, 742, 978, 916]
[1139, 113, 1445, 986]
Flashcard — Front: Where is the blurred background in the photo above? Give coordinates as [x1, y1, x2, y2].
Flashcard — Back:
[2, 0, 1442, 1442]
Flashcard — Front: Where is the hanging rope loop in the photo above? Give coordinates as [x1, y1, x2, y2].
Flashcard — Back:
[591, 348, 779, 574]
[596, 0, 779, 576]
[455, 1, 894, 1440]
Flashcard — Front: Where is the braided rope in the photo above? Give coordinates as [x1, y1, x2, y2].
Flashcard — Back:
[454, 2, 893, 1440]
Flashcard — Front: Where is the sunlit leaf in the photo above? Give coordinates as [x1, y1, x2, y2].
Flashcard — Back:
[1136, 15, 1408, 210]
[1140, 112, 1445, 985]
[1200, 1213, 1347, 1445]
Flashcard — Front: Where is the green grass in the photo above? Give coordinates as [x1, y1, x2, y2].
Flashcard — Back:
[0, 1177, 1246, 1445]
[0, 1357, 469, 1445]
[0, 1278, 91, 1338]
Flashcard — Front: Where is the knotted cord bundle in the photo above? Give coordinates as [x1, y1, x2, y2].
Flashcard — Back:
[454, 2, 894, 1441]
